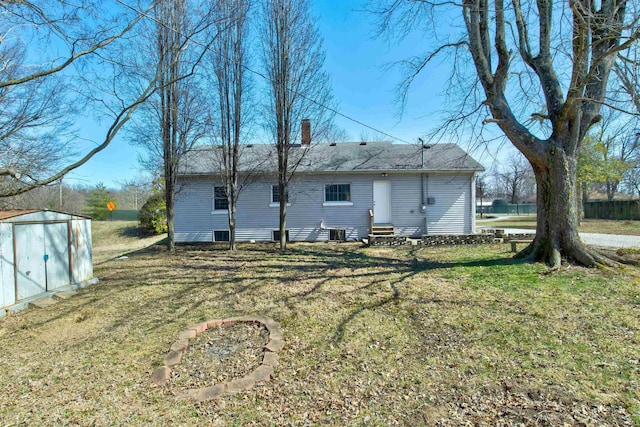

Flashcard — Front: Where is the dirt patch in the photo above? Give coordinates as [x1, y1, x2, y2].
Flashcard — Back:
[167, 322, 269, 392]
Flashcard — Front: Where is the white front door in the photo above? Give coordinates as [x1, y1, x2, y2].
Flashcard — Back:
[373, 180, 391, 224]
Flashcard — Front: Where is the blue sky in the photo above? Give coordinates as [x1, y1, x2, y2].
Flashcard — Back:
[66, 1, 496, 189]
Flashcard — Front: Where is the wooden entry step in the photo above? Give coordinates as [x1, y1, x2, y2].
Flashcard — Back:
[371, 225, 394, 236]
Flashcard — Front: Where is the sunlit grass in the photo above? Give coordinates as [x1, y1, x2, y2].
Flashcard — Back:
[0, 223, 638, 425]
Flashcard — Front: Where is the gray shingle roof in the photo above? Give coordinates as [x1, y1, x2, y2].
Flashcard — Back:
[178, 141, 484, 175]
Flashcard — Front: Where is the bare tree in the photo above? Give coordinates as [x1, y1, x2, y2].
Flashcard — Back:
[359, 130, 390, 143]
[612, 44, 640, 200]
[208, 0, 252, 251]
[623, 161, 640, 200]
[0, 180, 86, 214]
[259, 0, 334, 250]
[578, 119, 638, 203]
[323, 124, 350, 143]
[373, 0, 640, 266]
[118, 177, 154, 210]
[494, 153, 535, 204]
[614, 44, 640, 114]
[129, 0, 221, 252]
[475, 173, 487, 217]
[0, 1, 159, 197]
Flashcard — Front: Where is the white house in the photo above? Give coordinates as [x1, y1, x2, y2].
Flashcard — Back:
[174, 140, 484, 243]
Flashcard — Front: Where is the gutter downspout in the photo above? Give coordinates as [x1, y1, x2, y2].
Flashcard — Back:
[422, 174, 428, 235]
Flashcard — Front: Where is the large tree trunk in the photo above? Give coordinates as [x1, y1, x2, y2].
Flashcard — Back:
[522, 149, 601, 267]
[279, 181, 287, 251]
[165, 184, 176, 253]
[606, 181, 618, 201]
[228, 177, 237, 251]
[229, 203, 237, 251]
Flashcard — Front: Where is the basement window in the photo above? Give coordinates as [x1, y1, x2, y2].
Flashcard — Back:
[329, 229, 346, 241]
[272, 230, 290, 242]
[214, 230, 230, 242]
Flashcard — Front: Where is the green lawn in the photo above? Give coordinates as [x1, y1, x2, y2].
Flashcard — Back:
[478, 215, 640, 236]
[0, 222, 638, 425]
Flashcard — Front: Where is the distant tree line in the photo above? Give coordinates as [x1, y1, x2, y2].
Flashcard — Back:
[0, 178, 154, 219]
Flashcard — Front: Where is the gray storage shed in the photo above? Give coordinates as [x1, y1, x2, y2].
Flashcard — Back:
[0, 210, 96, 314]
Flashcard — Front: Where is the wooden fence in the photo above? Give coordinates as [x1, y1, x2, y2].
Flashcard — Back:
[583, 200, 640, 221]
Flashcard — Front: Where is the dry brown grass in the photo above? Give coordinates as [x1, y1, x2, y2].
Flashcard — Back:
[91, 220, 167, 263]
[0, 222, 639, 426]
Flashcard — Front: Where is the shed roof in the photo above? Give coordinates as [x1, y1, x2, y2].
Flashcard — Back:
[0, 209, 39, 220]
[179, 141, 485, 176]
[0, 209, 90, 221]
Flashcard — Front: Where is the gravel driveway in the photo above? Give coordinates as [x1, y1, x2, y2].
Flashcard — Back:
[480, 227, 640, 249]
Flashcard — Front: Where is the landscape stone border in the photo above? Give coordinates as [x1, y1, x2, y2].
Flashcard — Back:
[151, 315, 283, 402]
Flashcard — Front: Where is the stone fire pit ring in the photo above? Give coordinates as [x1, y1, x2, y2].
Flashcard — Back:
[151, 315, 283, 402]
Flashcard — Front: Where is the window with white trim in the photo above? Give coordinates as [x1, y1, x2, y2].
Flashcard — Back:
[214, 186, 228, 210]
[271, 184, 288, 204]
[325, 184, 351, 202]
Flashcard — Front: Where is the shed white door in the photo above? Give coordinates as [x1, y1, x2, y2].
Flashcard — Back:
[373, 180, 391, 224]
[15, 224, 46, 300]
[45, 222, 70, 290]
[15, 222, 70, 300]
[0, 224, 15, 308]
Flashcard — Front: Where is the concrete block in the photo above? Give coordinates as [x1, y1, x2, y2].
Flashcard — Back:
[262, 352, 279, 367]
[249, 365, 273, 383]
[151, 366, 170, 386]
[194, 384, 225, 401]
[226, 377, 256, 394]
[29, 297, 58, 309]
[53, 291, 76, 300]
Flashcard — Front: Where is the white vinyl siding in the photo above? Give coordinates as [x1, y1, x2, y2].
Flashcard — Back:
[175, 179, 223, 242]
[175, 172, 475, 242]
[425, 174, 472, 234]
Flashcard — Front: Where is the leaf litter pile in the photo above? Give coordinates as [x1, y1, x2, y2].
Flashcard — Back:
[167, 322, 269, 392]
[0, 228, 638, 426]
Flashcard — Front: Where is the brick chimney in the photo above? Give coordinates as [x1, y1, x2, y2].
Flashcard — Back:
[301, 119, 311, 145]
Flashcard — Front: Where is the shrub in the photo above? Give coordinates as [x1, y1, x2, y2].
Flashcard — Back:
[85, 183, 114, 220]
[139, 193, 167, 234]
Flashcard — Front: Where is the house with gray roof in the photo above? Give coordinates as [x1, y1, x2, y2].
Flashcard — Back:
[175, 140, 484, 243]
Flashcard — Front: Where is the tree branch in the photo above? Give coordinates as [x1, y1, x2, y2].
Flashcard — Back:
[0, 167, 21, 179]
[1, 72, 159, 197]
[0, 7, 148, 89]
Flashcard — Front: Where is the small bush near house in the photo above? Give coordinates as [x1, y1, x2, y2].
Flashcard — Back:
[139, 193, 167, 234]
